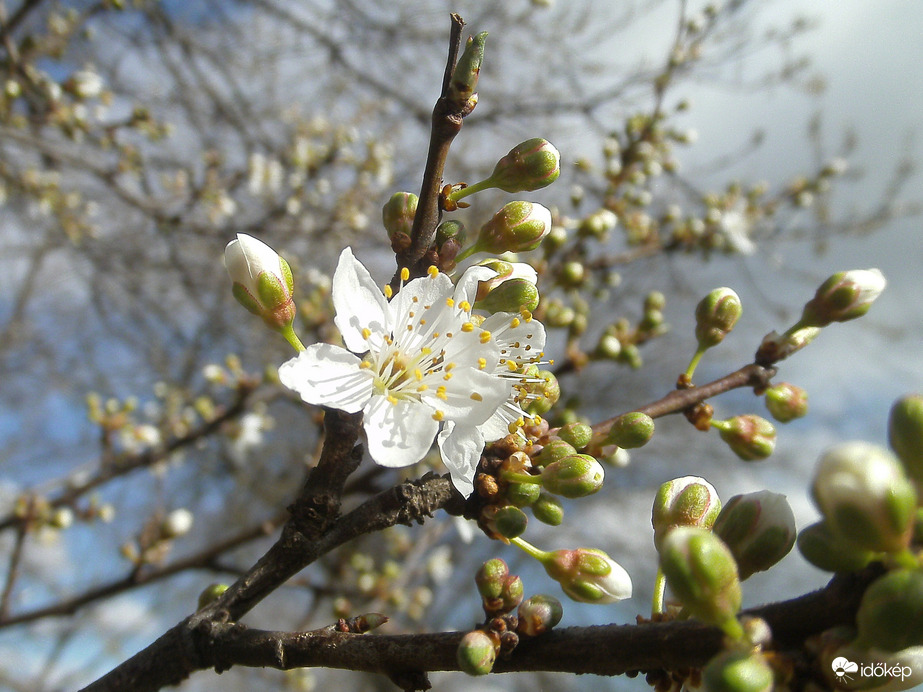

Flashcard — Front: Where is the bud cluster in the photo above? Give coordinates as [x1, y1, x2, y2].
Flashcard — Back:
[457, 558, 564, 676]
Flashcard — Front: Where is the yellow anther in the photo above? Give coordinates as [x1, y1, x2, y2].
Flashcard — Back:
[407, 324, 413, 332]
[409, 311, 415, 318]
[479, 331, 492, 344]
[421, 347, 432, 355]
[414, 369, 423, 380]
[506, 360, 518, 372]
[443, 373, 452, 381]
[445, 297, 455, 308]
[461, 322, 475, 333]
[427, 265, 439, 278]
[361, 328, 372, 339]
[359, 360, 372, 369]
[387, 395, 399, 406]
[417, 384, 429, 392]
[400, 267, 410, 281]
[436, 385, 448, 401]
[383, 285, 393, 299]
[432, 410, 445, 421]
[470, 392, 483, 402]
[459, 300, 471, 312]
[432, 332, 440, 338]
[477, 357, 487, 369]
[412, 296, 419, 303]
[446, 363, 456, 371]
[510, 317, 521, 329]
[520, 309, 533, 322]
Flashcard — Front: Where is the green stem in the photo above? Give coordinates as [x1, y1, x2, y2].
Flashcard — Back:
[501, 471, 542, 485]
[279, 324, 306, 352]
[510, 536, 549, 563]
[684, 347, 706, 380]
[454, 242, 481, 263]
[446, 177, 495, 203]
[651, 567, 666, 616]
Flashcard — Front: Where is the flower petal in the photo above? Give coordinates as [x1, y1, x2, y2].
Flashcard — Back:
[278, 343, 372, 413]
[438, 421, 485, 497]
[421, 365, 509, 424]
[332, 248, 390, 353]
[453, 264, 498, 306]
[482, 311, 547, 365]
[364, 395, 439, 467]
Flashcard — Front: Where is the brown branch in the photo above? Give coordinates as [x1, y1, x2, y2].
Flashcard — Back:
[0, 497, 33, 620]
[591, 363, 777, 437]
[391, 13, 468, 287]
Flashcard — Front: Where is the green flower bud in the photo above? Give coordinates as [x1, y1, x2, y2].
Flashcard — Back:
[695, 287, 742, 349]
[517, 594, 564, 636]
[714, 415, 776, 461]
[225, 233, 296, 330]
[596, 333, 622, 359]
[606, 412, 655, 449]
[652, 476, 722, 551]
[701, 650, 774, 692]
[487, 138, 561, 193]
[500, 574, 525, 612]
[542, 548, 632, 604]
[558, 422, 593, 450]
[797, 520, 876, 573]
[857, 569, 923, 652]
[645, 290, 666, 312]
[435, 218, 466, 245]
[475, 558, 509, 601]
[381, 191, 418, 240]
[889, 394, 923, 489]
[476, 278, 540, 314]
[473, 201, 553, 254]
[197, 582, 229, 610]
[532, 492, 565, 526]
[534, 439, 577, 466]
[506, 481, 542, 507]
[764, 382, 809, 423]
[812, 442, 916, 554]
[457, 629, 497, 676]
[541, 454, 605, 498]
[559, 261, 585, 287]
[482, 505, 529, 540]
[712, 491, 796, 580]
[659, 527, 743, 638]
[800, 268, 886, 328]
[525, 370, 560, 415]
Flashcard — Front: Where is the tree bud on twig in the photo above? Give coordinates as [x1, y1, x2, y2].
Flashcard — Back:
[225, 233, 296, 331]
[712, 491, 796, 580]
[701, 649, 774, 692]
[540, 454, 604, 498]
[764, 382, 808, 422]
[799, 268, 886, 328]
[460, 201, 553, 258]
[651, 476, 721, 551]
[695, 287, 742, 350]
[517, 594, 563, 636]
[381, 191, 418, 240]
[857, 568, 923, 652]
[713, 415, 776, 461]
[606, 411, 655, 449]
[457, 629, 497, 676]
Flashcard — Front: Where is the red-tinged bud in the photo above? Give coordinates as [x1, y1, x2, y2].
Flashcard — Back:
[540, 454, 604, 498]
[800, 268, 886, 328]
[695, 287, 742, 349]
[606, 412, 655, 449]
[652, 476, 722, 551]
[713, 415, 776, 461]
[488, 138, 561, 193]
[764, 382, 808, 423]
[712, 491, 796, 580]
[469, 201, 553, 255]
[517, 594, 563, 636]
[225, 233, 296, 331]
[475, 558, 509, 601]
[542, 547, 632, 604]
[382, 191, 417, 240]
[457, 629, 497, 676]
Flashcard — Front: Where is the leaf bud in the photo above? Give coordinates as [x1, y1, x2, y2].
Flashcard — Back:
[381, 191, 417, 240]
[475, 558, 509, 601]
[481, 504, 529, 541]
[701, 649, 774, 692]
[714, 415, 776, 461]
[540, 454, 605, 498]
[857, 569, 923, 652]
[799, 268, 886, 328]
[473, 201, 553, 255]
[659, 527, 743, 638]
[606, 411, 655, 449]
[712, 491, 796, 580]
[487, 138, 561, 193]
[500, 574, 525, 612]
[695, 287, 742, 349]
[456, 629, 497, 676]
[889, 394, 923, 490]
[517, 594, 564, 636]
[811, 442, 916, 554]
[764, 382, 808, 423]
[532, 492, 565, 526]
[558, 422, 593, 450]
[224, 233, 296, 330]
[796, 520, 876, 573]
[652, 476, 722, 551]
[448, 32, 488, 107]
[542, 548, 632, 604]
[533, 438, 577, 466]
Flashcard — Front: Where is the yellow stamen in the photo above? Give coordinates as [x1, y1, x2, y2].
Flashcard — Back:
[446, 298, 455, 308]
[461, 322, 475, 333]
[359, 360, 372, 369]
[506, 360, 518, 372]
[427, 265, 439, 278]
[510, 317, 521, 329]
[400, 268, 409, 281]
[480, 331, 492, 344]
[443, 373, 452, 381]
[387, 395, 398, 405]
[520, 309, 533, 322]
[361, 328, 372, 339]
[383, 285, 393, 299]
[414, 369, 423, 380]
[417, 384, 429, 392]
[436, 386, 448, 401]
[459, 300, 471, 312]
[470, 392, 483, 402]
[432, 410, 445, 421]
[477, 358, 487, 369]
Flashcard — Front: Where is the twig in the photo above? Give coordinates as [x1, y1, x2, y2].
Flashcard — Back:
[0, 496, 33, 619]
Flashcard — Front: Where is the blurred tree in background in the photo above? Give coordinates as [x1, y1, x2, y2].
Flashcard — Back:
[0, 1, 919, 690]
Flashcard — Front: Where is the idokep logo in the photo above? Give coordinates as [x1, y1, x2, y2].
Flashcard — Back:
[831, 656, 914, 686]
